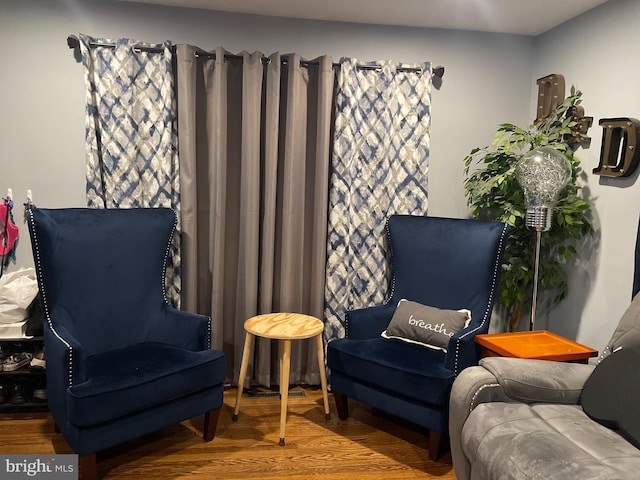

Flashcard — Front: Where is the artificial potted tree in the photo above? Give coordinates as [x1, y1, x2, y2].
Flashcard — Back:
[464, 87, 594, 331]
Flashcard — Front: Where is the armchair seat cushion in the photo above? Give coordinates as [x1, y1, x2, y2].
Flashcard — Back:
[328, 337, 453, 406]
[462, 402, 640, 480]
[68, 342, 226, 427]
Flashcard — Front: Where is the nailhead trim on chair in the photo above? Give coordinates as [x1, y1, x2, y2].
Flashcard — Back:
[453, 222, 510, 375]
[469, 382, 500, 411]
[28, 210, 74, 386]
[163, 210, 211, 348]
[161, 209, 178, 305]
[383, 219, 397, 305]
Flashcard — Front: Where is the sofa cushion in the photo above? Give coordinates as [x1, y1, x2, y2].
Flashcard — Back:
[327, 337, 454, 406]
[67, 342, 226, 427]
[582, 347, 640, 449]
[462, 402, 640, 480]
[381, 299, 471, 351]
[599, 292, 640, 362]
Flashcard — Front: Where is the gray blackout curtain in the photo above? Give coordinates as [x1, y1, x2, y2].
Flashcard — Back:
[175, 46, 335, 386]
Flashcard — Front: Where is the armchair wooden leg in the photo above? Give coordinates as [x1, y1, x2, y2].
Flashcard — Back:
[333, 392, 349, 420]
[203, 407, 221, 441]
[79, 453, 97, 480]
[428, 430, 450, 462]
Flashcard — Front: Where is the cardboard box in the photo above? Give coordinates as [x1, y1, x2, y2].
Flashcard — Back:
[0, 321, 29, 339]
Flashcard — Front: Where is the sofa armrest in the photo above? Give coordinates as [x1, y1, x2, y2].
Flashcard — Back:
[450, 365, 512, 480]
[449, 358, 595, 444]
[345, 303, 396, 340]
[449, 357, 595, 480]
[479, 357, 595, 404]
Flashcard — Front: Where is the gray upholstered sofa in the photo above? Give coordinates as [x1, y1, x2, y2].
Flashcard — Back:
[449, 292, 640, 480]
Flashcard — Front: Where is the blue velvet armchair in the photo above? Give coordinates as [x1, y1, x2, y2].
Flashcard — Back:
[326, 215, 509, 461]
[27, 208, 226, 479]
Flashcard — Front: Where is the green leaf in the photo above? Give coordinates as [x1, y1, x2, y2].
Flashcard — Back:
[463, 86, 593, 319]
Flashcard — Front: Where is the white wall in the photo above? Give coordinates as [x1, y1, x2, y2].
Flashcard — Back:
[0, 0, 533, 269]
[531, 0, 640, 354]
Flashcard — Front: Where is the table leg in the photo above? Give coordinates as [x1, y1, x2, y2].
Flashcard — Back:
[232, 332, 254, 421]
[279, 339, 292, 446]
[315, 333, 331, 420]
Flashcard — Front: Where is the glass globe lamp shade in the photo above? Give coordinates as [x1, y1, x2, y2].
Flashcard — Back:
[516, 147, 572, 232]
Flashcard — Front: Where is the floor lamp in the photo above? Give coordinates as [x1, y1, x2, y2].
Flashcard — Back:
[516, 146, 571, 331]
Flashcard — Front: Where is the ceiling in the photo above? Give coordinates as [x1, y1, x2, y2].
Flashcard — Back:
[118, 0, 608, 36]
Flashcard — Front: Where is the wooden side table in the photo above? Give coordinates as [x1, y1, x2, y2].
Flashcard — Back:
[475, 330, 597, 363]
[232, 312, 331, 446]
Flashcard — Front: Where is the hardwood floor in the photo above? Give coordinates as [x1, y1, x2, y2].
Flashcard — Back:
[0, 387, 456, 479]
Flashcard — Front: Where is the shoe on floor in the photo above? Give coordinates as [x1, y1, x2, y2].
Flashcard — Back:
[2, 352, 33, 372]
[10, 384, 26, 405]
[30, 348, 46, 370]
[11, 378, 33, 405]
[0, 384, 8, 404]
[32, 387, 47, 402]
[32, 377, 47, 402]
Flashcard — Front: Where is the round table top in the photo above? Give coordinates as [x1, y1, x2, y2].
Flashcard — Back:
[244, 312, 324, 340]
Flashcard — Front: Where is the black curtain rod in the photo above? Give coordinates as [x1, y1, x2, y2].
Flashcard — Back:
[67, 35, 445, 79]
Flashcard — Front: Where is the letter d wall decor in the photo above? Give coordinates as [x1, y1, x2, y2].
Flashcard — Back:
[534, 73, 640, 179]
[593, 117, 640, 178]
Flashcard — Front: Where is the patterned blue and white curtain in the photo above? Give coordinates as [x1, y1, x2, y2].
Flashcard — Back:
[80, 35, 181, 306]
[324, 57, 432, 342]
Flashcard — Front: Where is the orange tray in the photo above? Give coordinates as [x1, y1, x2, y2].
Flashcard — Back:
[475, 330, 598, 362]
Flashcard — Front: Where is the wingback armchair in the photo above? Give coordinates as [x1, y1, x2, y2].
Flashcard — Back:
[326, 215, 509, 461]
[27, 208, 226, 479]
